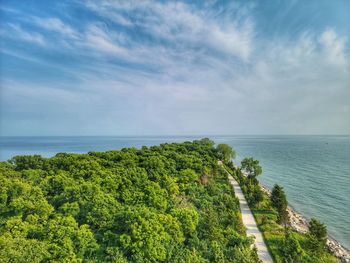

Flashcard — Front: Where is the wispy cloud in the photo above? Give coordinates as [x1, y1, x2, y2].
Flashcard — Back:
[0, 0, 349, 135]
[319, 28, 348, 68]
[83, 24, 127, 56]
[1, 23, 46, 46]
[32, 17, 79, 39]
[83, 0, 255, 61]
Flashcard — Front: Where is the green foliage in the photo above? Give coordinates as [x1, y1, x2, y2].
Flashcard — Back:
[271, 184, 288, 225]
[216, 144, 236, 162]
[171, 208, 199, 237]
[117, 206, 184, 261]
[308, 218, 327, 252]
[282, 230, 304, 262]
[241, 157, 262, 179]
[232, 164, 263, 208]
[225, 165, 338, 263]
[250, 184, 264, 207]
[0, 140, 255, 262]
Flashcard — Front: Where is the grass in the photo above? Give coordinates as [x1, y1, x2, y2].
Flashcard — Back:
[251, 199, 284, 263]
[224, 164, 338, 263]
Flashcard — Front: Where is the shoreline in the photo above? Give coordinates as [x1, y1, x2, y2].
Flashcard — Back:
[260, 184, 350, 262]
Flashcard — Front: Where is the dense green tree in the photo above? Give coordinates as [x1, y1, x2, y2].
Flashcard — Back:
[199, 138, 215, 148]
[171, 208, 199, 237]
[117, 206, 184, 262]
[240, 157, 262, 180]
[282, 230, 305, 262]
[0, 140, 257, 262]
[216, 144, 236, 163]
[249, 184, 264, 207]
[0, 233, 50, 263]
[309, 218, 327, 252]
[271, 184, 289, 225]
[179, 168, 199, 184]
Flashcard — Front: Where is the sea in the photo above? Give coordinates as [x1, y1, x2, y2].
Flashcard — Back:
[0, 135, 349, 249]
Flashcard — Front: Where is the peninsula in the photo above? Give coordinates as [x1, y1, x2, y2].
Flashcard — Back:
[0, 139, 346, 262]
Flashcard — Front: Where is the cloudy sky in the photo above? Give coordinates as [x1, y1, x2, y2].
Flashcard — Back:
[0, 0, 349, 136]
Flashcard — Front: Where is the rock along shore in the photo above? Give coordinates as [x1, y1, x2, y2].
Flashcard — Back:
[260, 185, 350, 263]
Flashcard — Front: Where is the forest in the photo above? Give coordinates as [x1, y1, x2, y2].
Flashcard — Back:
[0, 139, 259, 262]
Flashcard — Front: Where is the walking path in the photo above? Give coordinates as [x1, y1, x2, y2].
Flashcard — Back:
[222, 164, 273, 262]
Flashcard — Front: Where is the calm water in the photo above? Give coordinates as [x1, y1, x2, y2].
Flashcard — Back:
[1, 135, 349, 249]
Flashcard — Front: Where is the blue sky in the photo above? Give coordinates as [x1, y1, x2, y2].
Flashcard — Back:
[0, 0, 349, 135]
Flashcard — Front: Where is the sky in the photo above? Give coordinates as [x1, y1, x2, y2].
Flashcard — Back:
[0, 0, 349, 136]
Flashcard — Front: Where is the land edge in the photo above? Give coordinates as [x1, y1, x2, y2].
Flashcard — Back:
[259, 184, 350, 263]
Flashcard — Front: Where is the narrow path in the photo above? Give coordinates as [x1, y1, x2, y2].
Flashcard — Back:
[222, 164, 273, 262]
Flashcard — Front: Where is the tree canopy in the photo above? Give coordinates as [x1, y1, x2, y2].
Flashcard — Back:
[216, 144, 236, 163]
[309, 218, 328, 252]
[0, 139, 257, 262]
[271, 184, 288, 226]
[240, 157, 262, 179]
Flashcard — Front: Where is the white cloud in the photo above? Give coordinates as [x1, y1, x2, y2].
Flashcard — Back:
[32, 17, 78, 39]
[227, 32, 350, 134]
[1, 23, 46, 46]
[83, 24, 127, 56]
[209, 21, 253, 62]
[319, 28, 348, 68]
[1, 1, 349, 135]
[84, 1, 134, 26]
[1, 1, 255, 70]
[83, 0, 255, 61]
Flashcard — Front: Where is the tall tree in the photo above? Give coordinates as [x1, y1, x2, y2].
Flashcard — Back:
[270, 184, 289, 225]
[240, 157, 262, 180]
[309, 218, 327, 252]
[250, 184, 264, 207]
[216, 144, 236, 163]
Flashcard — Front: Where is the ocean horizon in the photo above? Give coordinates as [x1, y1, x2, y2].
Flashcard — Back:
[1, 135, 349, 249]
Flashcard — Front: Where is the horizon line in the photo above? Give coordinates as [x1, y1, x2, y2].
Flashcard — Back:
[1, 134, 350, 137]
